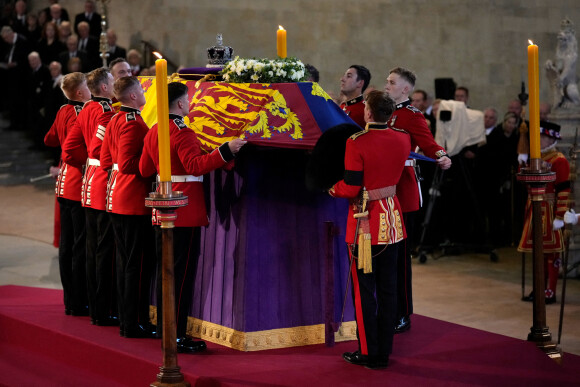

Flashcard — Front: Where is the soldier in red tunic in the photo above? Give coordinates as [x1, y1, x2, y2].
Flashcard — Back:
[109, 57, 131, 81]
[519, 122, 570, 304]
[62, 67, 118, 326]
[329, 90, 410, 369]
[140, 82, 246, 353]
[100, 76, 156, 338]
[339, 65, 371, 129]
[384, 67, 452, 333]
[44, 72, 92, 316]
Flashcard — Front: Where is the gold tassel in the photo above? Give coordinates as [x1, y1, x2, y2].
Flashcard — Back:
[354, 189, 372, 272]
[357, 231, 372, 273]
[357, 233, 365, 270]
[362, 233, 372, 273]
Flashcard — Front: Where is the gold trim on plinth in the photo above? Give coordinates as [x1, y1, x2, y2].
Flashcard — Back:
[186, 317, 357, 351]
[151, 306, 357, 351]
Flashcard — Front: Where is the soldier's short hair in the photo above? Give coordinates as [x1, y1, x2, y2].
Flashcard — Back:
[168, 82, 189, 107]
[108, 57, 128, 70]
[350, 65, 371, 92]
[61, 72, 87, 99]
[389, 67, 416, 88]
[86, 67, 111, 95]
[364, 90, 395, 123]
[305, 64, 319, 82]
[113, 76, 141, 102]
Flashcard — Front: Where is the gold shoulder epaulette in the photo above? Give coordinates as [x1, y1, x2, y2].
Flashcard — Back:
[391, 126, 409, 135]
[350, 130, 369, 140]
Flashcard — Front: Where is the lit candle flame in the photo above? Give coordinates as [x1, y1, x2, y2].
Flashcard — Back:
[528, 39, 534, 45]
[279, 25, 284, 30]
[153, 51, 162, 59]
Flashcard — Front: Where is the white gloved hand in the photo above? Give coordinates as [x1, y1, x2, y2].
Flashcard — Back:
[564, 209, 578, 225]
[553, 218, 565, 230]
[518, 153, 529, 165]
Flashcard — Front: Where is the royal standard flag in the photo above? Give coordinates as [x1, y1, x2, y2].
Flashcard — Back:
[139, 78, 355, 153]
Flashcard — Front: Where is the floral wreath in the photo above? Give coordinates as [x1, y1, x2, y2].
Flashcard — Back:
[220, 56, 309, 83]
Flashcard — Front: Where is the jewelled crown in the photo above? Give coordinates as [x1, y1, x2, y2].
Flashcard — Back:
[207, 34, 234, 68]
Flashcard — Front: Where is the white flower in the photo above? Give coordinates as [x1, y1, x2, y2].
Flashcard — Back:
[221, 56, 306, 83]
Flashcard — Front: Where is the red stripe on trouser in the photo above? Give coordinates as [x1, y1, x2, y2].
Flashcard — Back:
[350, 257, 368, 355]
[403, 237, 409, 315]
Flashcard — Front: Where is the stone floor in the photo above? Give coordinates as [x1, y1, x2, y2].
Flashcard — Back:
[0, 124, 578, 360]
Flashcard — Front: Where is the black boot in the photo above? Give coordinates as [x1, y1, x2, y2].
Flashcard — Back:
[395, 316, 411, 334]
[522, 291, 534, 302]
[342, 350, 369, 366]
[177, 337, 207, 353]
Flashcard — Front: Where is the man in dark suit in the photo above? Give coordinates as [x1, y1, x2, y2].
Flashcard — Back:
[1, 26, 32, 130]
[411, 89, 435, 134]
[106, 29, 126, 62]
[76, 21, 100, 70]
[45, 61, 65, 137]
[49, 3, 69, 26]
[74, 0, 102, 38]
[10, 0, 28, 35]
[45, 1, 70, 24]
[26, 51, 52, 148]
[58, 35, 89, 74]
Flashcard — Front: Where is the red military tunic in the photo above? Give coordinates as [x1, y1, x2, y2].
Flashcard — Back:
[101, 106, 152, 216]
[62, 97, 115, 210]
[340, 95, 366, 129]
[518, 149, 571, 253]
[388, 99, 447, 213]
[44, 100, 84, 202]
[329, 123, 411, 245]
[139, 114, 235, 227]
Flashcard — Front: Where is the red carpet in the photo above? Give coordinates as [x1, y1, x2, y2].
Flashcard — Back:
[0, 285, 578, 386]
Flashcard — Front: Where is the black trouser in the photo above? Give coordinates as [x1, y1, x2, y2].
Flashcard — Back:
[110, 213, 155, 329]
[396, 212, 414, 319]
[85, 207, 117, 321]
[350, 244, 398, 358]
[155, 226, 200, 338]
[57, 197, 87, 312]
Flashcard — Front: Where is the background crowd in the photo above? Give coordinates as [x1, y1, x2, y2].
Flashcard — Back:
[0, 0, 148, 157]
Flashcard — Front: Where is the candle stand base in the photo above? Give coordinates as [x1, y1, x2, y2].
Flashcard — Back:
[146, 185, 189, 387]
[151, 366, 190, 387]
[527, 326, 563, 364]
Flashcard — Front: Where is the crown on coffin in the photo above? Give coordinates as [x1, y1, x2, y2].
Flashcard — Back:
[207, 34, 234, 68]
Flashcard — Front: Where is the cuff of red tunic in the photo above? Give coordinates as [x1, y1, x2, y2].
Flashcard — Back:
[218, 142, 235, 163]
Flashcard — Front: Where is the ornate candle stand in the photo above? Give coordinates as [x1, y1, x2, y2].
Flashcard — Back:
[516, 159, 562, 362]
[146, 181, 190, 387]
[97, 0, 110, 67]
